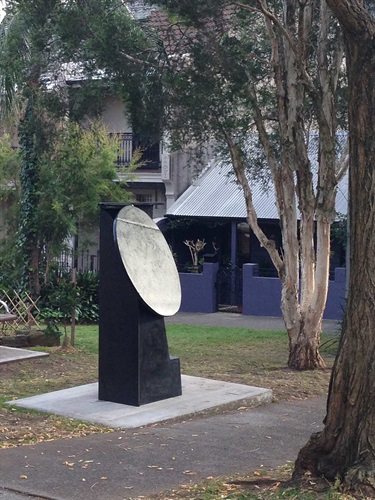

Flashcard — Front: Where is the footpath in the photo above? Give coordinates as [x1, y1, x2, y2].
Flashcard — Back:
[0, 312, 332, 500]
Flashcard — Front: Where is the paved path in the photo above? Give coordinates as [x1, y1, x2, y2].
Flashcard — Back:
[166, 311, 340, 334]
[0, 396, 326, 500]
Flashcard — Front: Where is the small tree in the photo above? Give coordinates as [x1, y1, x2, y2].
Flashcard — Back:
[36, 121, 135, 284]
[0, 1, 138, 296]
[184, 239, 206, 272]
[145, 0, 348, 369]
[1, 120, 136, 291]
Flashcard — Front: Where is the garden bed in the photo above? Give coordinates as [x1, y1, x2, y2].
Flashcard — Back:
[0, 329, 60, 347]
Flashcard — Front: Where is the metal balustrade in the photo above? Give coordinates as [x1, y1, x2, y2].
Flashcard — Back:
[110, 133, 161, 170]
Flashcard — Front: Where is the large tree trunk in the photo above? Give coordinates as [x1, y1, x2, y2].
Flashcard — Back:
[294, 28, 375, 494]
[287, 319, 326, 370]
[287, 219, 331, 370]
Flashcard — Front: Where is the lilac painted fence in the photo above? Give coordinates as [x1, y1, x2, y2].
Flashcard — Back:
[178, 262, 346, 319]
[179, 262, 219, 313]
[242, 263, 346, 320]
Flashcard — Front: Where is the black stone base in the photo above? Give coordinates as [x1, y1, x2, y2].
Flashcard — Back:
[99, 303, 182, 407]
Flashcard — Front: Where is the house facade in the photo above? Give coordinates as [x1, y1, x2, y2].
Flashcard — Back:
[99, 95, 208, 219]
[163, 133, 348, 316]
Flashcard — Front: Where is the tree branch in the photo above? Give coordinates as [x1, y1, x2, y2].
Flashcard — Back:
[235, 0, 317, 94]
[219, 125, 284, 274]
[336, 138, 349, 182]
[326, 0, 375, 37]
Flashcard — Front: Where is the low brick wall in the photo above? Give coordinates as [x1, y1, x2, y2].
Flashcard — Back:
[242, 264, 346, 320]
[178, 262, 346, 320]
[179, 262, 219, 313]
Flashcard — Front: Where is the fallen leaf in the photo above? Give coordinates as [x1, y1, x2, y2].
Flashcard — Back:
[20, 475, 27, 479]
[183, 470, 197, 476]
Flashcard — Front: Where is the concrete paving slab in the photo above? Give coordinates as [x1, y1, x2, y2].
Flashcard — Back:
[0, 346, 49, 365]
[8, 375, 272, 428]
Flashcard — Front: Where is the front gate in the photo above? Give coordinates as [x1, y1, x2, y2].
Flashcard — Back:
[216, 265, 243, 312]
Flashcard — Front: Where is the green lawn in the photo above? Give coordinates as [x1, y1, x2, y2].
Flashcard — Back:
[73, 323, 336, 401]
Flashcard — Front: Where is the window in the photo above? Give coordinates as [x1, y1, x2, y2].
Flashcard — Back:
[135, 193, 153, 203]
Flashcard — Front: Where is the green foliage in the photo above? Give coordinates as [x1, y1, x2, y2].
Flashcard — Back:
[147, 0, 272, 154]
[0, 238, 21, 290]
[39, 272, 79, 326]
[144, 0, 347, 177]
[56, 0, 163, 140]
[40, 270, 99, 325]
[331, 213, 347, 247]
[36, 121, 132, 256]
[0, 1, 140, 296]
[0, 133, 21, 202]
[75, 271, 99, 324]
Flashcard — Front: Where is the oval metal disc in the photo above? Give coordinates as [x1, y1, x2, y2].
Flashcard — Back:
[115, 205, 181, 317]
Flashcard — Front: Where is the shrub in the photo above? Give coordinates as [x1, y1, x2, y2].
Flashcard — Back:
[75, 271, 99, 324]
[39, 270, 99, 325]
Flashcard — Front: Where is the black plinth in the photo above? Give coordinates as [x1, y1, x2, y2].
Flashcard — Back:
[98, 203, 182, 406]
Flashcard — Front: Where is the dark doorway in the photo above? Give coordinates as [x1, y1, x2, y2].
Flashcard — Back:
[216, 265, 243, 312]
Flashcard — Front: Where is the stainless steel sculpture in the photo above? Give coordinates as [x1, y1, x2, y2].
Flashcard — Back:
[98, 203, 182, 406]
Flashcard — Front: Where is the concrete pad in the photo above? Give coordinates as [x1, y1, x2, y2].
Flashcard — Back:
[0, 346, 49, 365]
[8, 375, 272, 429]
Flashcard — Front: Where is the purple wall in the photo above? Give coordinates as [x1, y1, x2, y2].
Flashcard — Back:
[242, 263, 346, 320]
[178, 262, 346, 319]
[242, 264, 282, 316]
[179, 262, 219, 313]
[324, 267, 346, 319]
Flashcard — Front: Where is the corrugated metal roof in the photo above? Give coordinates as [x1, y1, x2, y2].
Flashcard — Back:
[167, 133, 348, 220]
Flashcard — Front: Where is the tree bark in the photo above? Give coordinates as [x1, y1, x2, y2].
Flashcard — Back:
[294, 18, 375, 492]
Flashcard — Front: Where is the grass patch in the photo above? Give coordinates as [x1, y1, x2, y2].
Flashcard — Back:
[145, 463, 355, 499]
[167, 324, 336, 401]
[0, 323, 336, 449]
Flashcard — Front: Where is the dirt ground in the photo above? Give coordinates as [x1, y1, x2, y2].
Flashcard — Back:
[0, 346, 332, 449]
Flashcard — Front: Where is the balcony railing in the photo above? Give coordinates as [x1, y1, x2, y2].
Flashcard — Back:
[110, 133, 161, 170]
